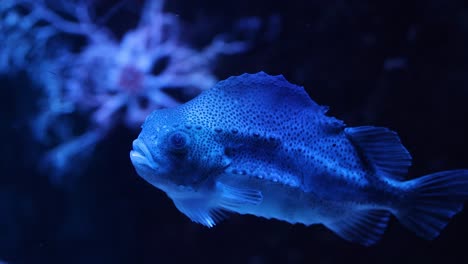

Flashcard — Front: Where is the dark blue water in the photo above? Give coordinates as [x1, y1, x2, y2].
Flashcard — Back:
[1, 0, 468, 263]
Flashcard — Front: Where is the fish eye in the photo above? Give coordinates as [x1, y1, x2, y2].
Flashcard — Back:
[168, 131, 190, 152]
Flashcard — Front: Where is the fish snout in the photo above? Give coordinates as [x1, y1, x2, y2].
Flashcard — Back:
[130, 139, 158, 170]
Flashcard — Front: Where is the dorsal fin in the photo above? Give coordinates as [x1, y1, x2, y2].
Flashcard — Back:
[326, 209, 391, 246]
[345, 126, 412, 180]
[180, 71, 345, 142]
[212, 72, 323, 113]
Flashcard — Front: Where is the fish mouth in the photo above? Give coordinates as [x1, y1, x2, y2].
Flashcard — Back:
[130, 139, 158, 170]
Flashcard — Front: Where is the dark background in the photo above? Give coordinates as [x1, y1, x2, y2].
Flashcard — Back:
[1, 0, 468, 263]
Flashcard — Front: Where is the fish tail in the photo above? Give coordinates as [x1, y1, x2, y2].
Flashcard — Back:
[396, 169, 468, 240]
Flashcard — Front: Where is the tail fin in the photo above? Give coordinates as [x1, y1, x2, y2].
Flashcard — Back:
[396, 170, 468, 240]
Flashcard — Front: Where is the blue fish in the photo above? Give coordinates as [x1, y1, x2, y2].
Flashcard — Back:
[130, 72, 468, 246]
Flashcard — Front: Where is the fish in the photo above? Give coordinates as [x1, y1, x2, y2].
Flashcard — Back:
[130, 71, 468, 246]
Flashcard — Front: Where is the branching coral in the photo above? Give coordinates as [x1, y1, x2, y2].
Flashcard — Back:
[0, 0, 258, 183]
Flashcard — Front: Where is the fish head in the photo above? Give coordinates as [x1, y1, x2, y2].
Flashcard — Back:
[131, 72, 335, 198]
[130, 108, 230, 196]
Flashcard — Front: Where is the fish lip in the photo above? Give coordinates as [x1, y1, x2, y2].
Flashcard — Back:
[130, 139, 157, 170]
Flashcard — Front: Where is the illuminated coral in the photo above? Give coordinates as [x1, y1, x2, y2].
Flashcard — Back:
[0, 0, 257, 183]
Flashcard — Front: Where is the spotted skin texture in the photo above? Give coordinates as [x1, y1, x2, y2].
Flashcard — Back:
[180, 72, 367, 187]
[130, 72, 468, 246]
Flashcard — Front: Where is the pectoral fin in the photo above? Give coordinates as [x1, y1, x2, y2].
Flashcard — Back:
[216, 182, 263, 211]
[173, 198, 227, 228]
[172, 183, 262, 228]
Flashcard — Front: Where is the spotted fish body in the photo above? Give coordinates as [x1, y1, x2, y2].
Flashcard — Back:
[130, 72, 468, 246]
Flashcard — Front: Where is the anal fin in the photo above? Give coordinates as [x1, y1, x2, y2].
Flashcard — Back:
[325, 210, 390, 246]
